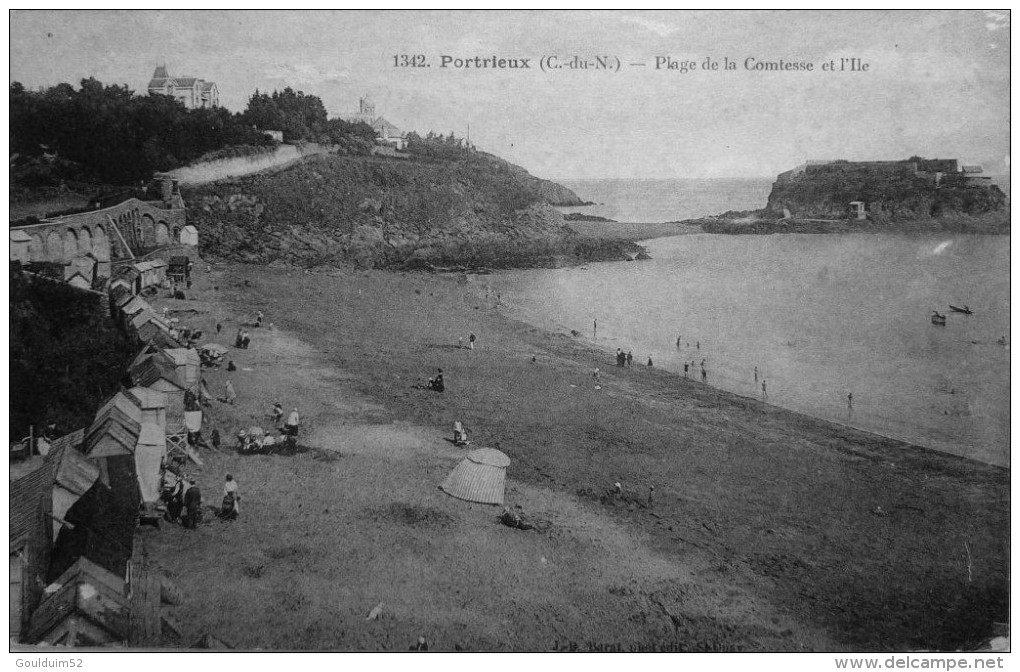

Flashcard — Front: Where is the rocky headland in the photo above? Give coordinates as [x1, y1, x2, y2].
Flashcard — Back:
[187, 151, 643, 270]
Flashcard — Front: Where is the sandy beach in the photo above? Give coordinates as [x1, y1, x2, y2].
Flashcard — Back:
[141, 259, 1008, 652]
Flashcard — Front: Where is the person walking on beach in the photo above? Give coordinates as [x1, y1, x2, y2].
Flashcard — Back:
[676, 334, 681, 349]
[696, 341, 700, 350]
[616, 349, 625, 367]
[683, 362, 689, 378]
[701, 363, 707, 383]
[754, 366, 759, 384]
[626, 351, 633, 367]
[647, 356, 653, 367]
[847, 392, 853, 420]
[761, 379, 768, 401]
[594, 319, 598, 339]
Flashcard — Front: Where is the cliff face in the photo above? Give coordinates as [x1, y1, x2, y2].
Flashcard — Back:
[766, 163, 1007, 221]
[187, 152, 630, 269]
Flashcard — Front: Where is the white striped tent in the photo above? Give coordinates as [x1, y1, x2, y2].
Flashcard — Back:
[440, 448, 510, 505]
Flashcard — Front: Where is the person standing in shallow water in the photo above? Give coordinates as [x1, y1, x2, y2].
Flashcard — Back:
[593, 319, 597, 339]
[754, 366, 759, 384]
[626, 351, 633, 367]
[847, 392, 853, 420]
[761, 379, 768, 401]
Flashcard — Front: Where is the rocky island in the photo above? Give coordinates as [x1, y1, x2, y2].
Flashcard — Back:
[689, 158, 1008, 234]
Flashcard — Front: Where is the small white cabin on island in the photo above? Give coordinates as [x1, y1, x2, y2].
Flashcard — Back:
[849, 201, 867, 220]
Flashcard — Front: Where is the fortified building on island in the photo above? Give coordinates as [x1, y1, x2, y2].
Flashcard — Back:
[767, 158, 1005, 221]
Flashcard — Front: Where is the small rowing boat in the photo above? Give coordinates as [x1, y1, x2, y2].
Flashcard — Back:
[949, 305, 973, 315]
[931, 311, 947, 326]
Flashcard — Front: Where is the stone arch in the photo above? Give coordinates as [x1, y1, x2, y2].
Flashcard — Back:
[155, 220, 170, 245]
[78, 226, 93, 255]
[93, 226, 110, 261]
[46, 231, 63, 262]
[63, 229, 79, 260]
[140, 213, 156, 248]
[29, 234, 46, 262]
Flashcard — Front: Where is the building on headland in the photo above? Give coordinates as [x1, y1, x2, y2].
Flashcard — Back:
[147, 65, 219, 109]
[340, 95, 408, 149]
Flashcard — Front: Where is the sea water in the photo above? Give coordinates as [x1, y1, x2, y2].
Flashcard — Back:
[493, 179, 1011, 466]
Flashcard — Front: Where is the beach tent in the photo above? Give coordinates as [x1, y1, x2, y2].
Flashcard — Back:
[440, 447, 510, 505]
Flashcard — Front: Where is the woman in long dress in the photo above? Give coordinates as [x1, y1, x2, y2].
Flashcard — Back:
[219, 474, 240, 520]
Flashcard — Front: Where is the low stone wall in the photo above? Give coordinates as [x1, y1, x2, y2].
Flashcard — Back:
[167, 143, 331, 186]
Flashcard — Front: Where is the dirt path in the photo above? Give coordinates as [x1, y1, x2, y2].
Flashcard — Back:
[142, 261, 1007, 651]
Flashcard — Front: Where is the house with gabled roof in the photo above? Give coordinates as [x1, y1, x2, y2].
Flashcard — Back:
[148, 65, 218, 109]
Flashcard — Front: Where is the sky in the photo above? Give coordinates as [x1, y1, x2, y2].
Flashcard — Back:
[8, 10, 1011, 179]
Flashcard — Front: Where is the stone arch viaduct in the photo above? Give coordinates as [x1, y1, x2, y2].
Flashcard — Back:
[11, 198, 187, 278]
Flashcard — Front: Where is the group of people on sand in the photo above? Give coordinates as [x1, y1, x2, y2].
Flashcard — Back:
[235, 328, 252, 349]
[237, 404, 301, 453]
[161, 468, 242, 525]
[272, 402, 301, 438]
[616, 348, 654, 368]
